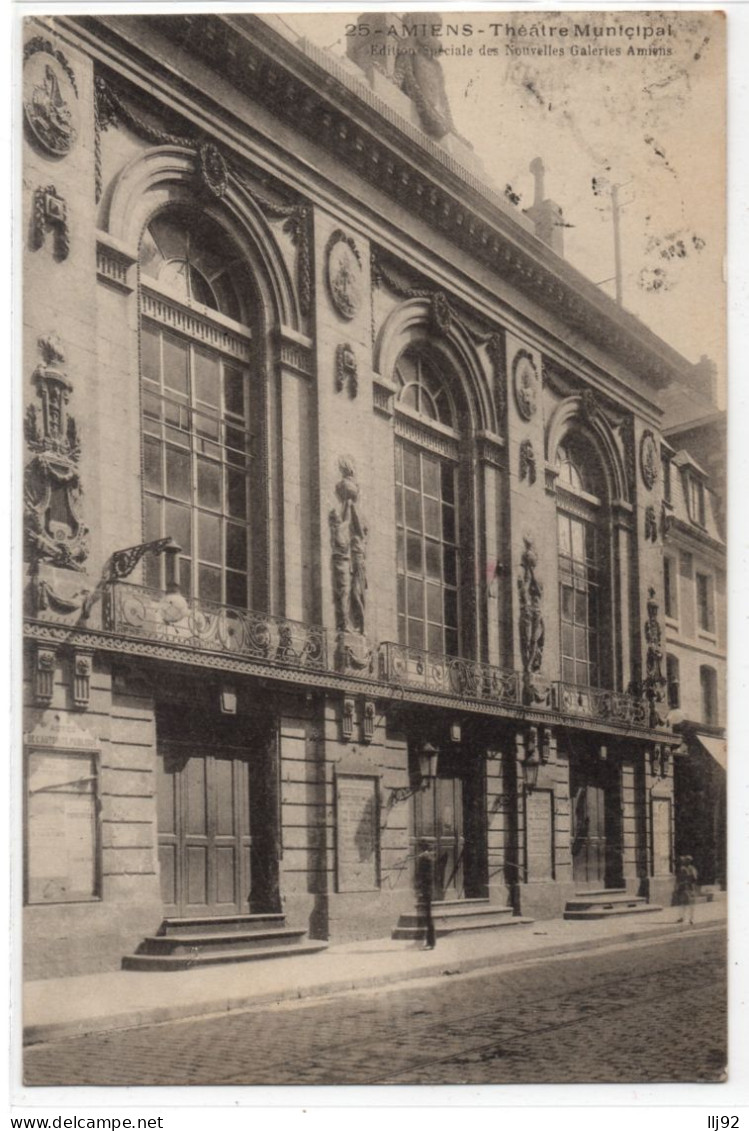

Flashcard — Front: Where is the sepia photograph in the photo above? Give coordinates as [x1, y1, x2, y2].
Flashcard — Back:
[16, 4, 729, 1094]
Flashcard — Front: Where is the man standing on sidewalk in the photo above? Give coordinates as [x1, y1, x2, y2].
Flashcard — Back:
[416, 839, 436, 950]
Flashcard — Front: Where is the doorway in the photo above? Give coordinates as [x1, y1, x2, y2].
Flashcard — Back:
[570, 752, 623, 888]
[412, 746, 487, 901]
[157, 743, 252, 917]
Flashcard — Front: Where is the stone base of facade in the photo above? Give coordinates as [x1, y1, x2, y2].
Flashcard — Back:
[24, 898, 163, 981]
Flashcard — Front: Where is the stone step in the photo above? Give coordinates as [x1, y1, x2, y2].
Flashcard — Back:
[137, 927, 308, 956]
[395, 905, 516, 930]
[564, 903, 663, 921]
[565, 894, 647, 911]
[393, 916, 532, 940]
[158, 914, 286, 937]
[574, 888, 628, 898]
[122, 940, 328, 972]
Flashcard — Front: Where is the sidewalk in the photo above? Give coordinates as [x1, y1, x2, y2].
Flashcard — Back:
[23, 900, 726, 1046]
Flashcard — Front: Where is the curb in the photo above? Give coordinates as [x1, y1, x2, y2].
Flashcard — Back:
[23, 919, 725, 1047]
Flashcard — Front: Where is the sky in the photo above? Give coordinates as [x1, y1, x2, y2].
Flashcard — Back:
[282, 8, 726, 400]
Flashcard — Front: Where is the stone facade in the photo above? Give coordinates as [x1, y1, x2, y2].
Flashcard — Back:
[21, 14, 711, 979]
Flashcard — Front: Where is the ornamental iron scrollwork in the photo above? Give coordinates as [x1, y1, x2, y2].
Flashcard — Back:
[555, 681, 648, 727]
[24, 336, 89, 571]
[105, 582, 327, 671]
[378, 642, 520, 706]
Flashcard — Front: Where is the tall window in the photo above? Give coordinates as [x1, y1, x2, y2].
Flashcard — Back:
[140, 212, 255, 608]
[688, 475, 706, 527]
[664, 555, 678, 620]
[696, 572, 715, 634]
[394, 347, 459, 656]
[700, 665, 718, 725]
[666, 654, 680, 709]
[556, 441, 604, 689]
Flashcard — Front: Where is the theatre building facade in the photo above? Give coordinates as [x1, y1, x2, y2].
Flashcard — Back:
[22, 13, 699, 978]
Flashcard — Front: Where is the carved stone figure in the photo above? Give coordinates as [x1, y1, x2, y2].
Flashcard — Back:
[644, 586, 666, 726]
[329, 508, 351, 633]
[24, 336, 89, 572]
[518, 537, 545, 678]
[644, 504, 659, 543]
[394, 30, 455, 140]
[330, 456, 369, 638]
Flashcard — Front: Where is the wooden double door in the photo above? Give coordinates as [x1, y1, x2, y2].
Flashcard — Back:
[412, 749, 486, 902]
[157, 743, 253, 917]
[570, 755, 623, 888]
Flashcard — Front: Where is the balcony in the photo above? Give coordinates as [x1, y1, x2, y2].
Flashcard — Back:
[378, 642, 521, 706]
[554, 681, 648, 727]
[104, 582, 327, 670]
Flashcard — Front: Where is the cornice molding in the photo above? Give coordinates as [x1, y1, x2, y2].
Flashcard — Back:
[23, 619, 675, 741]
[119, 12, 695, 394]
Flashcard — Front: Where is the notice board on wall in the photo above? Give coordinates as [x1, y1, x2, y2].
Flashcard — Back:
[525, 789, 554, 881]
[26, 750, 99, 903]
[335, 774, 380, 893]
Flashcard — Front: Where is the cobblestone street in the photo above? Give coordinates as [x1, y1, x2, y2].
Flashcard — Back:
[24, 928, 726, 1087]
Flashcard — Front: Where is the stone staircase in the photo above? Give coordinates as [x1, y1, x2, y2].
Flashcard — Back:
[392, 898, 532, 941]
[563, 889, 662, 921]
[122, 913, 328, 971]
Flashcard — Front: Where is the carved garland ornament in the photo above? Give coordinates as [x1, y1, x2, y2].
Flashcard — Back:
[24, 336, 89, 572]
[32, 185, 69, 260]
[519, 439, 537, 485]
[335, 344, 358, 397]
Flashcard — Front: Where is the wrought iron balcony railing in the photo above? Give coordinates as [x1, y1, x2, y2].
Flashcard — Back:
[554, 681, 648, 726]
[104, 582, 327, 670]
[379, 642, 521, 705]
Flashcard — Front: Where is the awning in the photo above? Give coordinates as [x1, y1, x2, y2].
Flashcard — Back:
[696, 734, 727, 771]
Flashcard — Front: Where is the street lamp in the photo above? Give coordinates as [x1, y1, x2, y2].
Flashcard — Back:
[388, 742, 439, 806]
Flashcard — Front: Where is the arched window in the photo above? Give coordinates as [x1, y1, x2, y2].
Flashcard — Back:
[394, 346, 460, 656]
[555, 436, 608, 689]
[140, 208, 257, 609]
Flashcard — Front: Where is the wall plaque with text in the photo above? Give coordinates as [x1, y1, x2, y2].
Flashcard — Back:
[335, 774, 379, 893]
[525, 789, 554, 881]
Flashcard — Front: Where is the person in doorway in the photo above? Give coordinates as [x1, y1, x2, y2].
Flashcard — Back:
[416, 839, 436, 950]
[675, 854, 699, 924]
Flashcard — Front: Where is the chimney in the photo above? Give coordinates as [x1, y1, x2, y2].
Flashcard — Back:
[525, 158, 565, 257]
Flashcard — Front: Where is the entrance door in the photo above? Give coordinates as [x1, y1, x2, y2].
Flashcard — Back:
[570, 755, 623, 887]
[414, 774, 464, 901]
[157, 743, 252, 917]
[571, 780, 606, 885]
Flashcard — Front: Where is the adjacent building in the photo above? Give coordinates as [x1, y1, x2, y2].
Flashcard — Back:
[21, 13, 721, 979]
